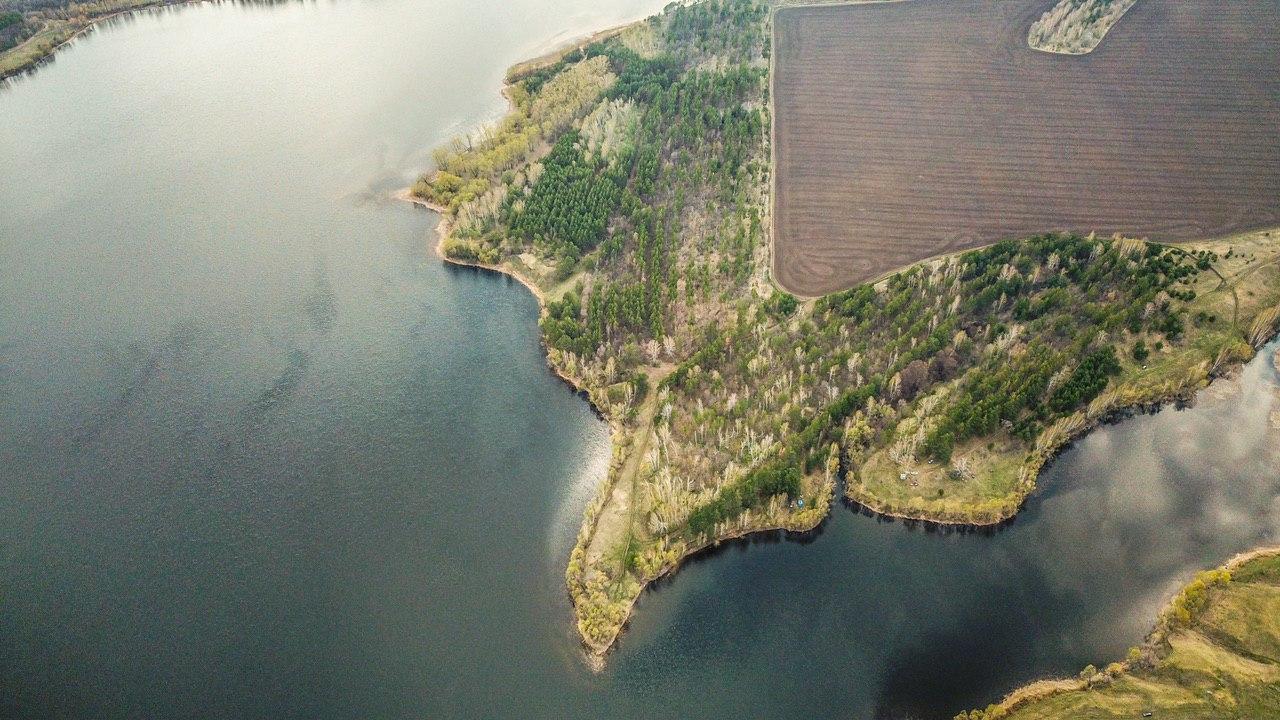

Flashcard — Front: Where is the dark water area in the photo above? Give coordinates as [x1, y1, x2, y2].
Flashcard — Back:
[1, 2, 1278, 719]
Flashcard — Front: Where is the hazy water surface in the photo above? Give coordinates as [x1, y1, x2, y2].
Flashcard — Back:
[2, 2, 1278, 718]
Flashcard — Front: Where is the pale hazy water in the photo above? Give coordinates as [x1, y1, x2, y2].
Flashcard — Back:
[1, 2, 1278, 718]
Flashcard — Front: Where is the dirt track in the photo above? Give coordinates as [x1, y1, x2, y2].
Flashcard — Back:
[773, 0, 1280, 296]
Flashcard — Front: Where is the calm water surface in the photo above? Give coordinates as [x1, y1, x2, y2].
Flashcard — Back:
[1, 2, 1278, 718]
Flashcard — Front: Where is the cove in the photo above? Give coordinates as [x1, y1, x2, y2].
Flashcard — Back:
[1, 1, 1278, 719]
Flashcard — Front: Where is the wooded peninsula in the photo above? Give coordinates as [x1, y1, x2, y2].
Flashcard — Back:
[409, 1, 1280, 712]
[408, 0, 1280, 712]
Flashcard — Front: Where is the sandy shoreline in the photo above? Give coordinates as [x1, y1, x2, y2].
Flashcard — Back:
[506, 19, 639, 84]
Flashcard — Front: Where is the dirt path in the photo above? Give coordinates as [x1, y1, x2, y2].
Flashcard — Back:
[584, 392, 660, 578]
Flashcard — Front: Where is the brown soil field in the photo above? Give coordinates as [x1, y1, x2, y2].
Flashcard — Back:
[772, 0, 1280, 296]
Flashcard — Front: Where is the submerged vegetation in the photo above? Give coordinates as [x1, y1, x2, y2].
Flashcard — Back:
[959, 548, 1280, 720]
[1028, 0, 1139, 54]
[414, 0, 1280, 662]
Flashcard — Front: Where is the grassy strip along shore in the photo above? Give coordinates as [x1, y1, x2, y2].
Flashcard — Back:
[957, 547, 1280, 719]
[411, 0, 1280, 664]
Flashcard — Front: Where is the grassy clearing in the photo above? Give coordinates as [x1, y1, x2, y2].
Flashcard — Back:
[959, 549, 1280, 720]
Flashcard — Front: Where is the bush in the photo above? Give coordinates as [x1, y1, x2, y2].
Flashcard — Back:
[1132, 339, 1149, 362]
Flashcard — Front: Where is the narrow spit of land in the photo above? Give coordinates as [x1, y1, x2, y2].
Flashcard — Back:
[407, 0, 1280, 668]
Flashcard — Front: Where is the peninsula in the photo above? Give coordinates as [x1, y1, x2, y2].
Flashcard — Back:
[410, 0, 1280, 670]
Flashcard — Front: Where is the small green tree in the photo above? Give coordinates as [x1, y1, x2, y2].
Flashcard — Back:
[1132, 339, 1149, 362]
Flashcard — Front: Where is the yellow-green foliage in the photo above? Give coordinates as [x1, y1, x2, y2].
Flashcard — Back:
[1166, 569, 1231, 628]
[440, 237, 499, 265]
[528, 55, 615, 134]
[579, 98, 639, 161]
[573, 573, 634, 647]
[414, 56, 615, 213]
[617, 20, 662, 58]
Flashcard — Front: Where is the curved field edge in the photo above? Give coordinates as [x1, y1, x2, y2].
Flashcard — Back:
[405, 0, 1280, 666]
[1028, 0, 1139, 55]
[955, 546, 1280, 720]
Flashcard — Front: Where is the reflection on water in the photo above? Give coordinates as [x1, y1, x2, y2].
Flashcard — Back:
[0, 1, 1277, 719]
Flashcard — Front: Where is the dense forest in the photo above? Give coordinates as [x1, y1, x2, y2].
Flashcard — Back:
[415, 0, 1280, 660]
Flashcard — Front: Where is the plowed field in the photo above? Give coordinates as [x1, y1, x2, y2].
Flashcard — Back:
[773, 0, 1280, 295]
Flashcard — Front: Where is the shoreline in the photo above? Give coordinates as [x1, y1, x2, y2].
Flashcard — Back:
[579, 477, 835, 665]
[983, 543, 1280, 717]
[0, 0, 202, 81]
[395, 187, 549, 307]
[844, 322, 1274, 525]
[843, 369, 1223, 527]
[394, 188, 608, 420]
[505, 19, 641, 85]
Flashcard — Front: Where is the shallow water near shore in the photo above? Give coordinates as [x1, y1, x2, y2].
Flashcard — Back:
[2, 1, 1279, 718]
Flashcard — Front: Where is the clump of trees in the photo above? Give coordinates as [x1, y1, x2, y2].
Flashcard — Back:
[413, 56, 616, 213]
[509, 130, 623, 262]
[1167, 568, 1232, 628]
[1028, 0, 1138, 54]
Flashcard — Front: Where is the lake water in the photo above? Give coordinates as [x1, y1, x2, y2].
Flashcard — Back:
[2, 1, 1278, 718]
